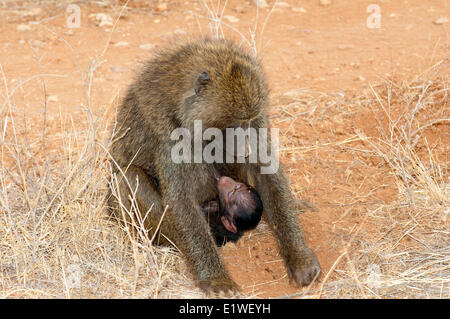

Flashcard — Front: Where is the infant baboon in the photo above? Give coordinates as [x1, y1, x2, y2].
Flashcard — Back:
[202, 173, 263, 246]
[109, 38, 320, 293]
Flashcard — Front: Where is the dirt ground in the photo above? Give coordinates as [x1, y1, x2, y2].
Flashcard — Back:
[0, 0, 448, 298]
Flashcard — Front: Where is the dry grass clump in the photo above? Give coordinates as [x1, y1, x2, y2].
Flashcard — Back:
[315, 62, 449, 298]
[0, 61, 209, 298]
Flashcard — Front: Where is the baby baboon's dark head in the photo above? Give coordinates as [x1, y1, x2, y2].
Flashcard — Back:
[231, 185, 263, 232]
[216, 176, 263, 234]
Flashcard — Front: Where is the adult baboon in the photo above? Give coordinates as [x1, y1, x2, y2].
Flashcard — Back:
[109, 38, 320, 292]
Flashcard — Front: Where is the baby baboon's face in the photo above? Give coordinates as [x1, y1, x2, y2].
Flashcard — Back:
[216, 176, 262, 234]
[216, 176, 248, 209]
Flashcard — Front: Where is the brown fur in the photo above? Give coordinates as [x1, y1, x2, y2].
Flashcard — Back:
[108, 38, 320, 293]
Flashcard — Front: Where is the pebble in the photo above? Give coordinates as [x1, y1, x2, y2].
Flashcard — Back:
[277, 2, 290, 8]
[139, 43, 156, 50]
[319, 0, 331, 6]
[433, 17, 449, 25]
[292, 7, 307, 13]
[235, 6, 245, 14]
[21, 8, 43, 17]
[47, 95, 58, 103]
[338, 44, 355, 50]
[156, 2, 167, 12]
[224, 15, 239, 23]
[254, 0, 268, 8]
[17, 24, 31, 32]
[30, 40, 45, 48]
[89, 13, 113, 27]
[110, 66, 129, 73]
[113, 41, 129, 47]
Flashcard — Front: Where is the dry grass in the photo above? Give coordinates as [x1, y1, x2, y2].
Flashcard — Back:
[307, 63, 449, 299]
[0, 58, 212, 298]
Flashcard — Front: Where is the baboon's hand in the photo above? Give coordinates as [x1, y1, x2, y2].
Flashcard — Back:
[286, 248, 321, 287]
[198, 277, 240, 295]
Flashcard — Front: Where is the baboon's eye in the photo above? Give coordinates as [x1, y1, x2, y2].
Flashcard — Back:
[194, 71, 211, 95]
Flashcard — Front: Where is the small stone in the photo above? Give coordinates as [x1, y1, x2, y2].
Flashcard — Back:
[254, 0, 268, 8]
[139, 43, 156, 50]
[30, 40, 45, 48]
[113, 41, 129, 47]
[277, 2, 290, 8]
[338, 44, 355, 50]
[95, 1, 109, 7]
[433, 17, 449, 25]
[235, 6, 245, 13]
[154, 19, 161, 24]
[89, 13, 113, 27]
[156, 2, 167, 12]
[224, 15, 239, 23]
[292, 7, 307, 13]
[319, 0, 331, 6]
[22, 8, 42, 17]
[110, 66, 129, 73]
[17, 24, 31, 32]
[47, 95, 58, 103]
[173, 29, 187, 35]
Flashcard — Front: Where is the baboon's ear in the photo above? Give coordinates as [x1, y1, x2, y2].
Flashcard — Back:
[221, 215, 237, 234]
[194, 71, 211, 95]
